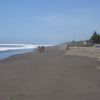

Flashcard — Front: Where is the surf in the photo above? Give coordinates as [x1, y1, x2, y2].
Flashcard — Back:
[0, 44, 39, 52]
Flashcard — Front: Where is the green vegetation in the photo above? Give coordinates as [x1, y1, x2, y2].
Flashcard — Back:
[90, 31, 100, 44]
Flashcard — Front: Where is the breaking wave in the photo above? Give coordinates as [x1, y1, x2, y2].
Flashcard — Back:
[0, 44, 53, 60]
[0, 44, 39, 52]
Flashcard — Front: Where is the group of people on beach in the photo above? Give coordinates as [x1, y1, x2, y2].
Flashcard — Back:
[38, 46, 45, 53]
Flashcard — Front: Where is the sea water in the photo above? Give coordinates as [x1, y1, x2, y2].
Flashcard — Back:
[0, 44, 38, 60]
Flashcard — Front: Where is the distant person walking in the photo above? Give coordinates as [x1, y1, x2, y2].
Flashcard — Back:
[42, 46, 45, 52]
[66, 45, 69, 51]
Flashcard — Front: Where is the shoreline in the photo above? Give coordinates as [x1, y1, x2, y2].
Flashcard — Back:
[0, 51, 33, 62]
[1, 46, 100, 63]
[0, 46, 99, 62]
[0, 48, 36, 61]
[0, 46, 54, 62]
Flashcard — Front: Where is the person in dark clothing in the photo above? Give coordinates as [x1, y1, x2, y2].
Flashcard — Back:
[66, 45, 69, 51]
[38, 46, 45, 53]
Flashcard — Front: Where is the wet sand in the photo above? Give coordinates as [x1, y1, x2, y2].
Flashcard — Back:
[0, 46, 100, 100]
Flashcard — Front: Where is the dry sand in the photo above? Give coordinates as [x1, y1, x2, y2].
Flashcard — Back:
[65, 47, 100, 58]
[0, 46, 100, 100]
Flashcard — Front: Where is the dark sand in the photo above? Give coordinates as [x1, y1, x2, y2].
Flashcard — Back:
[0, 46, 100, 100]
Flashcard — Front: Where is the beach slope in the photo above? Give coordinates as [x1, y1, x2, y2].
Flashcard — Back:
[0, 46, 100, 100]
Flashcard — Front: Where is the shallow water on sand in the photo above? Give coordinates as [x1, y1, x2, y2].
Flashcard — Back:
[0, 44, 38, 60]
[0, 49, 35, 60]
[0, 44, 52, 60]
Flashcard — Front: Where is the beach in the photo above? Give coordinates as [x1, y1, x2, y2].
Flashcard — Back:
[0, 46, 100, 100]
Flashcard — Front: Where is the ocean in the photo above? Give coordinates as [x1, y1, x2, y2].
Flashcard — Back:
[0, 44, 38, 60]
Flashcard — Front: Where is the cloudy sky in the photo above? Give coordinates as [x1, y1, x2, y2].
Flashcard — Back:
[0, 0, 100, 44]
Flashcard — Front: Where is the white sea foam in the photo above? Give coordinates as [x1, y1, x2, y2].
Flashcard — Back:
[0, 44, 53, 52]
[0, 44, 37, 51]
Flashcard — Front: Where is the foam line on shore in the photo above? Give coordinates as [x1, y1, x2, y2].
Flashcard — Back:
[0, 44, 53, 52]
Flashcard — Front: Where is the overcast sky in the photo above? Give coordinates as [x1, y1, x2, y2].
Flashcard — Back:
[0, 0, 100, 44]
